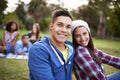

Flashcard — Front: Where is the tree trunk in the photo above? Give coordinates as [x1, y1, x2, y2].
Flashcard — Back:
[97, 11, 106, 39]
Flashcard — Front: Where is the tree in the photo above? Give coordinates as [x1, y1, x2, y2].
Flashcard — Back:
[15, 3, 28, 29]
[28, 0, 51, 30]
[28, 0, 48, 22]
[88, 0, 110, 38]
[15, 3, 34, 30]
[88, 0, 120, 39]
[3, 12, 26, 29]
[71, 5, 99, 36]
[28, 0, 63, 31]
[0, 0, 7, 25]
[107, 6, 120, 39]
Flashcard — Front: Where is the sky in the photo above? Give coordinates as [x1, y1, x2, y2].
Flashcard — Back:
[46, 0, 88, 10]
[3, 0, 88, 14]
[3, 0, 31, 14]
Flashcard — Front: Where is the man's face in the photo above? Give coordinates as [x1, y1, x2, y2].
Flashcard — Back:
[50, 16, 72, 44]
[22, 36, 29, 45]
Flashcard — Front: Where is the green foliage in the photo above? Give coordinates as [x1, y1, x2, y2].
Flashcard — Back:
[27, 0, 64, 31]
[72, 0, 120, 38]
[3, 13, 19, 23]
[0, 0, 7, 13]
[15, 4, 30, 30]
[71, 5, 99, 36]
[2, 12, 26, 29]
[1, 0, 120, 38]
[28, 0, 48, 22]
[0, 29, 5, 40]
[0, 0, 7, 24]
[107, 7, 120, 37]
[40, 17, 51, 31]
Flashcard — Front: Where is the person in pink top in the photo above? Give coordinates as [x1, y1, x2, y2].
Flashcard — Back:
[3, 20, 19, 54]
[71, 20, 120, 80]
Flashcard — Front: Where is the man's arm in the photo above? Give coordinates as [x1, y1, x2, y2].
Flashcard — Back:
[28, 44, 55, 80]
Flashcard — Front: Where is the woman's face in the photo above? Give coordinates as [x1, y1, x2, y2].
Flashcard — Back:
[11, 23, 17, 31]
[74, 27, 90, 46]
[32, 25, 37, 33]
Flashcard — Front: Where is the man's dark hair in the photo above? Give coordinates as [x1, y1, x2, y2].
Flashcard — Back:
[22, 34, 29, 39]
[51, 9, 73, 23]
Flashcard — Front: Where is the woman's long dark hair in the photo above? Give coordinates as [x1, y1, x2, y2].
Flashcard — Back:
[72, 26, 101, 64]
[32, 23, 40, 40]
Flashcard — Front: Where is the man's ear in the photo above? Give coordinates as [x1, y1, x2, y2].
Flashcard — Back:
[49, 23, 53, 31]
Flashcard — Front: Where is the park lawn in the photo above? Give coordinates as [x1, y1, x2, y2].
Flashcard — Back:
[0, 59, 29, 80]
[0, 29, 120, 80]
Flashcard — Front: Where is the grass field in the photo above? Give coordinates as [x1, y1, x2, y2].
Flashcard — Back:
[0, 29, 120, 80]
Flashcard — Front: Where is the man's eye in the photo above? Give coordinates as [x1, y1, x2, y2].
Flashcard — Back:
[67, 25, 71, 29]
[57, 23, 62, 27]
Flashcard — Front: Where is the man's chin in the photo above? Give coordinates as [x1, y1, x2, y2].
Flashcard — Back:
[58, 39, 66, 43]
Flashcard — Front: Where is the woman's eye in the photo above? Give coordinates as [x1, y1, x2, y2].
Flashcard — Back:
[75, 35, 81, 38]
[83, 32, 87, 35]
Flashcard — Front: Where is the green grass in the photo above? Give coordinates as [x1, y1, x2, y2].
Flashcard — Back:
[0, 29, 120, 80]
[0, 59, 29, 80]
[93, 38, 120, 75]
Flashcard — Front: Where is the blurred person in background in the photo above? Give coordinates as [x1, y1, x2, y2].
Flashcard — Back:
[27, 23, 41, 44]
[3, 20, 19, 54]
[15, 34, 32, 56]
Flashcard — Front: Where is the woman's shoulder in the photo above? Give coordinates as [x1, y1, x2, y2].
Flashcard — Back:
[77, 46, 89, 53]
[12, 31, 19, 36]
[15, 31, 19, 35]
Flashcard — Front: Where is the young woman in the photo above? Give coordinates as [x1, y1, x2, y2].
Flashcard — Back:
[27, 23, 41, 44]
[3, 20, 19, 54]
[71, 20, 120, 80]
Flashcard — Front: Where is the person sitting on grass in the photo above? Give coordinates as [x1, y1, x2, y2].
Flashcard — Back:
[14, 34, 32, 56]
[0, 39, 6, 54]
[71, 20, 120, 80]
[28, 9, 74, 80]
[3, 20, 19, 54]
[27, 23, 41, 44]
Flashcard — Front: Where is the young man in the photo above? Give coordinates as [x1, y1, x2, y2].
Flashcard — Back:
[28, 9, 74, 80]
[14, 34, 32, 56]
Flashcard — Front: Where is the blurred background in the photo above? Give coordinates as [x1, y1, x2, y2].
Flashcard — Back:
[0, 0, 120, 80]
[0, 0, 120, 40]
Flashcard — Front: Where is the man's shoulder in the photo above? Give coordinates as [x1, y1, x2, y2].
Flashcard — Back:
[16, 40, 22, 44]
[65, 40, 73, 46]
[32, 37, 50, 47]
